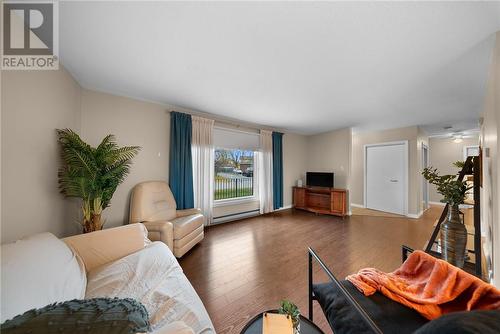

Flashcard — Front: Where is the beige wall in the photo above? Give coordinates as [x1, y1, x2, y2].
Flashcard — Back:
[1, 68, 82, 243]
[283, 133, 308, 206]
[480, 31, 500, 286]
[306, 128, 352, 189]
[351, 126, 423, 216]
[80, 89, 171, 229]
[428, 136, 479, 203]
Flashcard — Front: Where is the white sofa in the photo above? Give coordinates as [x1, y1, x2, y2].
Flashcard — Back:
[0, 223, 215, 334]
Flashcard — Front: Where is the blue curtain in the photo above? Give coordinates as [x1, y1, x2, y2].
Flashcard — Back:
[272, 132, 283, 210]
[169, 112, 194, 209]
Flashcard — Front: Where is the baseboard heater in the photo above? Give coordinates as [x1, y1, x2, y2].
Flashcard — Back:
[212, 209, 260, 225]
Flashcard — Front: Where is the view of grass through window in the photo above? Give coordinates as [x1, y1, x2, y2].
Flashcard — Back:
[215, 148, 254, 200]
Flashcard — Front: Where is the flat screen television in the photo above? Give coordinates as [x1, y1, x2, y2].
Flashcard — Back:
[306, 172, 334, 188]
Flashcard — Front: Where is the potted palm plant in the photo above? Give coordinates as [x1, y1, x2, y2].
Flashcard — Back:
[278, 300, 300, 333]
[57, 129, 140, 233]
[422, 161, 471, 267]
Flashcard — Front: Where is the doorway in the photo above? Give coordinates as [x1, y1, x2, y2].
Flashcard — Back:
[364, 141, 408, 215]
[422, 144, 429, 210]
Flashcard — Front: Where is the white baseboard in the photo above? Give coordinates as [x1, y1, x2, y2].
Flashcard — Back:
[406, 210, 423, 219]
[274, 205, 292, 212]
[352, 202, 419, 218]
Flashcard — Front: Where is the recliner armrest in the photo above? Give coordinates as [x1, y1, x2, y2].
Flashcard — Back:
[142, 221, 174, 251]
[176, 208, 202, 218]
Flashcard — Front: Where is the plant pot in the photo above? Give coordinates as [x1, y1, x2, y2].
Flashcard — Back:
[82, 213, 104, 233]
[291, 317, 300, 334]
[440, 204, 467, 268]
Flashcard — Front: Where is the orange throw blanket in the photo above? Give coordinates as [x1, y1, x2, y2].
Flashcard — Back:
[346, 250, 500, 320]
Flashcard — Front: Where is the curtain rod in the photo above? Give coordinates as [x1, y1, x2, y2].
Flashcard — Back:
[170, 110, 285, 134]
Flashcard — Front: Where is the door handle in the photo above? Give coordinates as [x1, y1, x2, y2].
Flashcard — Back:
[389, 179, 398, 183]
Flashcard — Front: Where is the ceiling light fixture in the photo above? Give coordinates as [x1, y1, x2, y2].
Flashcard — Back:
[453, 134, 463, 143]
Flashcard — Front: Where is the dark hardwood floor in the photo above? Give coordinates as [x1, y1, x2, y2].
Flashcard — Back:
[179, 207, 440, 333]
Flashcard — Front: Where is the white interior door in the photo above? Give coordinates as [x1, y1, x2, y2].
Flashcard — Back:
[365, 142, 407, 215]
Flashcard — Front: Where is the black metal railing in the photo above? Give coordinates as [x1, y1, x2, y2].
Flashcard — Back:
[214, 177, 254, 200]
[308, 247, 383, 333]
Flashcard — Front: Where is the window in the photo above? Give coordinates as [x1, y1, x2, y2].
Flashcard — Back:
[464, 145, 480, 159]
[214, 148, 255, 200]
[212, 126, 259, 202]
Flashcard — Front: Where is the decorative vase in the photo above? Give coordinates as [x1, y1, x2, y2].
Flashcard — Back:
[292, 317, 300, 334]
[440, 204, 467, 268]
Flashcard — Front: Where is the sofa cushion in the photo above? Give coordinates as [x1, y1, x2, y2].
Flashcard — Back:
[63, 223, 150, 272]
[1, 233, 86, 322]
[413, 310, 500, 334]
[85, 242, 214, 333]
[172, 214, 203, 240]
[313, 280, 428, 334]
[0, 297, 150, 334]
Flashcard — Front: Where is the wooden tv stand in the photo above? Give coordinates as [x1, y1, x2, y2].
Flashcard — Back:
[292, 186, 348, 217]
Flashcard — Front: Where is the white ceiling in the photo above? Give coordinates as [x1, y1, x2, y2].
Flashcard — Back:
[420, 118, 480, 137]
[59, 1, 500, 135]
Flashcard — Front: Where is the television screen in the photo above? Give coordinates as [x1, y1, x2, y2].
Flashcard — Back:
[306, 172, 334, 188]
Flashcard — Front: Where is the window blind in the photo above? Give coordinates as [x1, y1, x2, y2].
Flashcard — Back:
[213, 127, 260, 151]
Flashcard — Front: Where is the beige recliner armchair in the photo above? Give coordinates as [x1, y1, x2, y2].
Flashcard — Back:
[129, 181, 204, 257]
